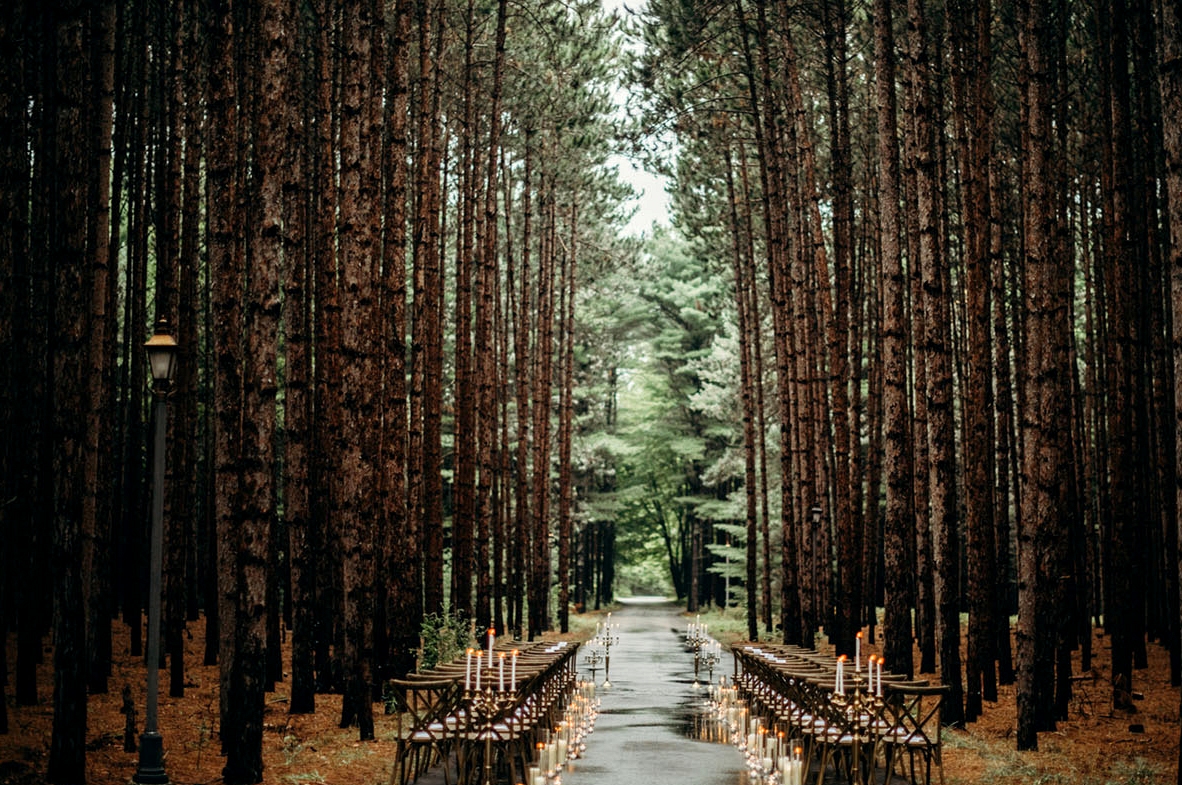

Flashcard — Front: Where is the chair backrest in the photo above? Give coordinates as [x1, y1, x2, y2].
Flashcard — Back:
[388, 678, 463, 739]
[883, 683, 947, 746]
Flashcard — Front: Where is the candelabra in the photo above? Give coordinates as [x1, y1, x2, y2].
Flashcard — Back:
[464, 635, 521, 785]
[700, 641, 722, 686]
[828, 656, 883, 785]
[592, 614, 620, 688]
[685, 620, 710, 688]
[465, 675, 516, 785]
[583, 647, 603, 685]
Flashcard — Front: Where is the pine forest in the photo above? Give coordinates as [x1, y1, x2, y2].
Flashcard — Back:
[2, 0, 1182, 782]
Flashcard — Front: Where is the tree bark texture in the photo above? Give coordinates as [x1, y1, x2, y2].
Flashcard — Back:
[1016, 0, 1073, 748]
[1158, 0, 1182, 774]
[46, 3, 93, 779]
[873, 0, 916, 679]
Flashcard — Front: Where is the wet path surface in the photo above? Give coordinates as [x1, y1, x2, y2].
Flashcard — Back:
[561, 598, 749, 785]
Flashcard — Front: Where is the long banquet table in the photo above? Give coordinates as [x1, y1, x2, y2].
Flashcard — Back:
[724, 643, 948, 785]
[386, 638, 590, 785]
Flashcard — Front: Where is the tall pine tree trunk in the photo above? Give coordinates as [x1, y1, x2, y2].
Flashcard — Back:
[529, 186, 556, 638]
[475, 0, 508, 631]
[311, 0, 343, 693]
[208, 0, 252, 775]
[83, 0, 117, 699]
[913, 0, 964, 723]
[725, 143, 760, 642]
[556, 201, 576, 633]
[1099, 0, 1143, 714]
[1016, 0, 1072, 747]
[284, 0, 316, 713]
[0, 0, 24, 734]
[46, 3, 93, 778]
[873, 0, 915, 679]
[511, 136, 535, 639]
[381, 0, 418, 681]
[820, 0, 862, 660]
[735, 145, 774, 636]
[451, 0, 477, 621]
[411, 0, 446, 618]
[336, 0, 383, 740]
[1158, 0, 1182, 773]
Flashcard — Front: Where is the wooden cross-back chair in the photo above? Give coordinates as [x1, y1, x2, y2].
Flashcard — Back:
[387, 677, 464, 785]
[877, 683, 948, 785]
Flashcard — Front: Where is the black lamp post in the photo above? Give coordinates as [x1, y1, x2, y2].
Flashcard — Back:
[134, 317, 177, 785]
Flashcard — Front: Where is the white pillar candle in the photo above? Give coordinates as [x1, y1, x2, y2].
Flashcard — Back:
[498, 652, 505, 691]
[855, 631, 862, 672]
[475, 652, 482, 690]
[876, 657, 883, 697]
[488, 627, 495, 662]
[465, 648, 473, 691]
[511, 649, 518, 687]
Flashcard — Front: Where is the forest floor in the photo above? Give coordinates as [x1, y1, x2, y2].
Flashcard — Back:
[854, 627, 1179, 785]
[1, 610, 1179, 785]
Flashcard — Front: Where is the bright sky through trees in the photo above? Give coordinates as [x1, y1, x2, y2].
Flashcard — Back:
[613, 155, 670, 235]
[603, 0, 671, 236]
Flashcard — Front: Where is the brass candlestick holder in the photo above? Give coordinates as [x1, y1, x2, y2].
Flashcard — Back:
[465, 678, 516, 785]
[828, 668, 883, 785]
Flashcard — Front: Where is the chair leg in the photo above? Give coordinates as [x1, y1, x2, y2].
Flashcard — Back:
[814, 745, 831, 785]
[440, 743, 455, 785]
[388, 743, 406, 785]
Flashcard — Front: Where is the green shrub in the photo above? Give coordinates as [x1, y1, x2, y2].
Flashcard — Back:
[417, 611, 472, 671]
